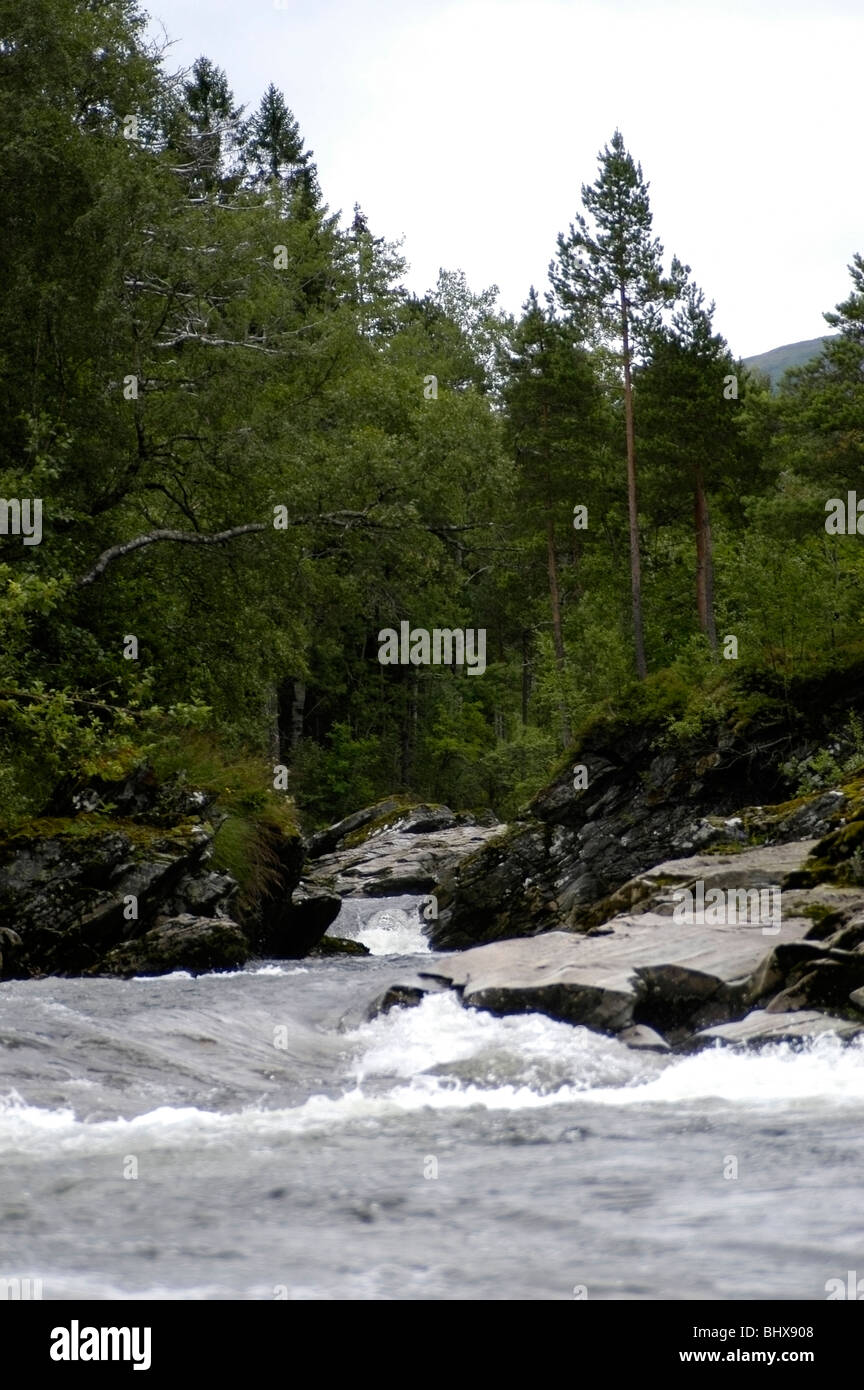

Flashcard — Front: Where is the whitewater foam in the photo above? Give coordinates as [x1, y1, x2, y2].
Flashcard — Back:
[4, 992, 863, 1158]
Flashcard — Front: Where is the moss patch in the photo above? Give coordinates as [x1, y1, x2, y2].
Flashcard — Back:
[0, 814, 205, 855]
[340, 799, 417, 849]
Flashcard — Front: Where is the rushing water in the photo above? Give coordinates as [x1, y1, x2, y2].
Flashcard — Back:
[2, 898, 864, 1301]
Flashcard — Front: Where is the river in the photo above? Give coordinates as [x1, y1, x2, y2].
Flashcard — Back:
[2, 897, 863, 1301]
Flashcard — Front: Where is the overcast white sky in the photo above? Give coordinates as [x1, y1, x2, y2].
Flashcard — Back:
[146, 0, 862, 358]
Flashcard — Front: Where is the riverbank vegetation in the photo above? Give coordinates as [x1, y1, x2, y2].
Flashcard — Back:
[2, 0, 863, 833]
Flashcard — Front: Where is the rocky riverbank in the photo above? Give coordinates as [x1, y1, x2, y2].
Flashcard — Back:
[386, 665, 864, 1049]
[7, 663, 864, 1061]
[367, 836, 864, 1049]
[0, 785, 499, 978]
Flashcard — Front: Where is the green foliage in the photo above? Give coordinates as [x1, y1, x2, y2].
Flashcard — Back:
[1, 4, 864, 831]
[781, 712, 864, 795]
[290, 723, 384, 823]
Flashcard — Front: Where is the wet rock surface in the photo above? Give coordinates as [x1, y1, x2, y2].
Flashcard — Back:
[0, 770, 310, 977]
[374, 834, 864, 1049]
[304, 801, 503, 899]
[92, 914, 251, 978]
[427, 683, 864, 951]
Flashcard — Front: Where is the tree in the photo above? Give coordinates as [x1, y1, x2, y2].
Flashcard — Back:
[550, 130, 683, 678]
[776, 253, 864, 494]
[244, 83, 319, 208]
[173, 56, 245, 196]
[345, 204, 406, 337]
[635, 281, 744, 653]
[500, 290, 609, 744]
[429, 269, 508, 393]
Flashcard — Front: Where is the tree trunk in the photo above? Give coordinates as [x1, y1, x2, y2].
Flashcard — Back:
[620, 287, 647, 679]
[288, 678, 306, 749]
[264, 684, 280, 764]
[546, 510, 571, 746]
[694, 466, 718, 654]
[521, 627, 531, 727]
[400, 667, 418, 786]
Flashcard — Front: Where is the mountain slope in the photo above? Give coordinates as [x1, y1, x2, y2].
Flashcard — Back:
[743, 335, 838, 386]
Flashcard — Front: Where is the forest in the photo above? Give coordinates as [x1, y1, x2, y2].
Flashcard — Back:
[2, 0, 864, 861]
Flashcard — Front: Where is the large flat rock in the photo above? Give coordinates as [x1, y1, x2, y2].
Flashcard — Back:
[420, 907, 818, 1036]
[306, 806, 504, 899]
[637, 840, 819, 895]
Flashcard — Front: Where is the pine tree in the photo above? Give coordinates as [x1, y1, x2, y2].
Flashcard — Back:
[169, 56, 245, 196]
[500, 289, 609, 744]
[550, 131, 683, 678]
[244, 84, 319, 208]
[635, 281, 744, 654]
[778, 254, 864, 493]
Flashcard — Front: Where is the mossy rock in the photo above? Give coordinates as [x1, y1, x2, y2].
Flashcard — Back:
[341, 800, 420, 849]
[788, 817, 864, 886]
[0, 814, 206, 859]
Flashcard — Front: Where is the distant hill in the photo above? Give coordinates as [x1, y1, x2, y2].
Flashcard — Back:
[743, 335, 838, 387]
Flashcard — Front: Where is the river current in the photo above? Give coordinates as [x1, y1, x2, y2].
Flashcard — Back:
[2, 898, 863, 1301]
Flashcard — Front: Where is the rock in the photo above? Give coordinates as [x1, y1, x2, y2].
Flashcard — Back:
[306, 800, 406, 858]
[432, 834, 827, 953]
[428, 823, 550, 950]
[304, 803, 503, 903]
[764, 958, 864, 1012]
[238, 823, 305, 954]
[618, 1024, 670, 1052]
[48, 765, 221, 824]
[364, 984, 429, 1019]
[261, 879, 341, 959]
[686, 1009, 863, 1050]
[420, 910, 817, 1038]
[0, 826, 225, 976]
[822, 915, 864, 952]
[386, 804, 459, 834]
[427, 667, 864, 951]
[743, 790, 847, 844]
[310, 935, 370, 957]
[631, 963, 736, 1034]
[341, 972, 446, 1030]
[0, 927, 22, 974]
[744, 939, 836, 1003]
[164, 870, 237, 918]
[92, 915, 250, 977]
[636, 841, 820, 902]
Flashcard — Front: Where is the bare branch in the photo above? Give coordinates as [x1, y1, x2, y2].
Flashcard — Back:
[77, 523, 267, 587]
[75, 508, 392, 587]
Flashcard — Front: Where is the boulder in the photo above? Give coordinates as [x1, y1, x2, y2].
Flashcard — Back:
[0, 824, 221, 976]
[263, 880, 342, 958]
[686, 1008, 863, 1050]
[92, 915, 250, 977]
[364, 984, 429, 1019]
[306, 799, 406, 859]
[418, 908, 819, 1040]
[310, 935, 370, 957]
[304, 803, 503, 902]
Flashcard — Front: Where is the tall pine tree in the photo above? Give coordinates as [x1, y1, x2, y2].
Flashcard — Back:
[550, 131, 683, 678]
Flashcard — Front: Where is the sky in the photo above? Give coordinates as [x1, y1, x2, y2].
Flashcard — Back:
[146, 0, 863, 359]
